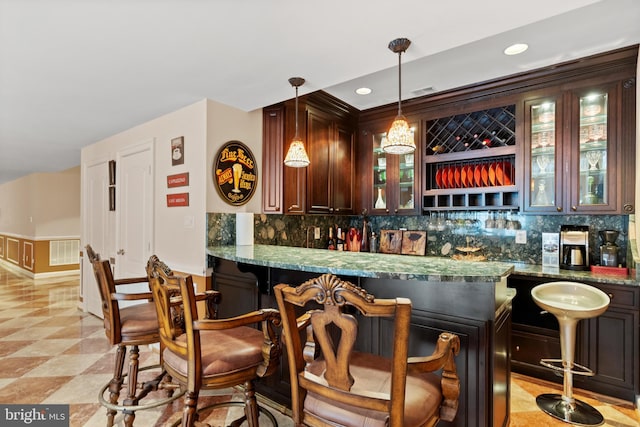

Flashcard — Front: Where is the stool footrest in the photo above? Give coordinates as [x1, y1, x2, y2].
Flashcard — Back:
[539, 359, 595, 376]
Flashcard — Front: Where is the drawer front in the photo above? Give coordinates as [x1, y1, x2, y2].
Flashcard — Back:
[512, 330, 561, 366]
[589, 282, 638, 309]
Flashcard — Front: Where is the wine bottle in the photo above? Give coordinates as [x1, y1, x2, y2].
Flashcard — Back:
[336, 228, 344, 251]
[360, 220, 370, 252]
[327, 227, 336, 250]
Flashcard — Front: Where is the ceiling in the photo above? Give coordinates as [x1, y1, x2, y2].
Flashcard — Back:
[1, 0, 639, 185]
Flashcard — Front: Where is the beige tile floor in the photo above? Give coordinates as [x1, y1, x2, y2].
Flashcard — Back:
[0, 265, 637, 426]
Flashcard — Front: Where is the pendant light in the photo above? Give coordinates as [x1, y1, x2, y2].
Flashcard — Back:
[284, 77, 310, 167]
[381, 38, 416, 155]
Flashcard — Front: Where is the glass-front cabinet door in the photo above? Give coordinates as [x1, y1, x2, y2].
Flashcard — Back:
[369, 124, 418, 215]
[570, 86, 616, 212]
[525, 96, 563, 213]
[525, 83, 619, 214]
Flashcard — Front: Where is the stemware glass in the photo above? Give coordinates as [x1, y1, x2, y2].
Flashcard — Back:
[586, 151, 602, 171]
[536, 155, 550, 174]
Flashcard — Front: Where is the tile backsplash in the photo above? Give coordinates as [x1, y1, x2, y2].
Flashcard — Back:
[207, 212, 631, 268]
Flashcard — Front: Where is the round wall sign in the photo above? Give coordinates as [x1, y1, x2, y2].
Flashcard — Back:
[213, 141, 258, 206]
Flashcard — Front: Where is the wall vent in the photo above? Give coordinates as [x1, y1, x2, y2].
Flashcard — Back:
[49, 240, 80, 266]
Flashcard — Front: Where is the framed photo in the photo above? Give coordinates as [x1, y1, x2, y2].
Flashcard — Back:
[108, 160, 116, 185]
[109, 186, 116, 211]
[171, 136, 184, 166]
[401, 230, 427, 256]
[379, 230, 402, 254]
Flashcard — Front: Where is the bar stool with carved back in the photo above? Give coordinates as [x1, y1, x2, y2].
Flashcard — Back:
[147, 255, 281, 427]
[531, 281, 610, 426]
[85, 245, 183, 426]
[274, 273, 460, 427]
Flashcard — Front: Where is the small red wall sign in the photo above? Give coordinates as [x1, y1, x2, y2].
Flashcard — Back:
[167, 172, 189, 188]
[167, 193, 189, 207]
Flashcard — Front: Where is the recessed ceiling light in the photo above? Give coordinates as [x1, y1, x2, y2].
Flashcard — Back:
[504, 43, 528, 56]
[355, 87, 372, 95]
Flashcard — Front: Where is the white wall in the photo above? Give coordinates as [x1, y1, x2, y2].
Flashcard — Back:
[81, 98, 263, 277]
[205, 99, 263, 213]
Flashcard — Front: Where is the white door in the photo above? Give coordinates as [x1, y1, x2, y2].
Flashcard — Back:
[83, 159, 110, 317]
[115, 141, 154, 280]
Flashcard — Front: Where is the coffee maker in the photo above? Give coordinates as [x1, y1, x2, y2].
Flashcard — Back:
[560, 225, 589, 271]
[599, 230, 619, 267]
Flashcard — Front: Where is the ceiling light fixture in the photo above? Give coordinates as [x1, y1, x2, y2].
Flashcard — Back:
[284, 77, 310, 168]
[504, 43, 528, 56]
[381, 37, 415, 155]
[355, 87, 372, 95]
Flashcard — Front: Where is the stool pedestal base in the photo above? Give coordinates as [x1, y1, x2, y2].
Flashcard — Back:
[536, 393, 604, 426]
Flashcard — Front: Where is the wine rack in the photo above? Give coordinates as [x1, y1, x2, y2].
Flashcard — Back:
[423, 104, 518, 211]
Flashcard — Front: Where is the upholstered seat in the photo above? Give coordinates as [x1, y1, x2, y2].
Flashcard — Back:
[163, 327, 266, 379]
[303, 351, 443, 426]
[117, 303, 159, 338]
[147, 256, 281, 427]
[274, 273, 460, 427]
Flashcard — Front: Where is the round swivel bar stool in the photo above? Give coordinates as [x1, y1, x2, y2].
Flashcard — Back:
[531, 281, 610, 426]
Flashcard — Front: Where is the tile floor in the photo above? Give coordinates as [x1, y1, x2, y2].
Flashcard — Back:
[0, 265, 637, 426]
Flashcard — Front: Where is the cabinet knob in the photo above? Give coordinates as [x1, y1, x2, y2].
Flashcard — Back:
[394, 209, 398, 213]
[329, 207, 334, 213]
[623, 204, 634, 213]
[385, 209, 390, 213]
[571, 205, 577, 211]
[515, 345, 520, 352]
[556, 206, 562, 212]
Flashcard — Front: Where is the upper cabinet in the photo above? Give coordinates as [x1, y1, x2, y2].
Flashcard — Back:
[356, 45, 636, 216]
[306, 106, 356, 214]
[361, 121, 419, 215]
[262, 91, 359, 215]
[524, 79, 635, 214]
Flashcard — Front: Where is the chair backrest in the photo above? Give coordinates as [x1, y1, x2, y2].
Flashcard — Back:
[147, 257, 193, 371]
[85, 244, 122, 345]
[274, 273, 415, 425]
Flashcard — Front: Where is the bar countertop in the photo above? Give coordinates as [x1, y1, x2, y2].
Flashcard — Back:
[207, 244, 514, 282]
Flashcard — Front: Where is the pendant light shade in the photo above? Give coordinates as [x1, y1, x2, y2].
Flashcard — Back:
[381, 38, 416, 155]
[284, 77, 310, 168]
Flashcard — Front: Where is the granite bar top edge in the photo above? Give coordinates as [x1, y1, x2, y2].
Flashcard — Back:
[207, 244, 513, 283]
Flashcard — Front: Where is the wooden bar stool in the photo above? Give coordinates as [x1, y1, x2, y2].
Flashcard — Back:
[531, 281, 610, 426]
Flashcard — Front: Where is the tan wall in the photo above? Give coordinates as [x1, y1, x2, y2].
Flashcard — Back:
[0, 234, 79, 275]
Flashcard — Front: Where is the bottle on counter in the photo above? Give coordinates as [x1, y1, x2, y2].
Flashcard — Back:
[360, 220, 371, 252]
[336, 227, 344, 251]
[327, 227, 336, 250]
[369, 232, 378, 253]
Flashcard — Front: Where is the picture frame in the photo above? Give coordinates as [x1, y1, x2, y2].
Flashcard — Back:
[108, 160, 116, 185]
[379, 230, 402, 254]
[401, 230, 427, 256]
[109, 186, 116, 211]
[171, 136, 184, 166]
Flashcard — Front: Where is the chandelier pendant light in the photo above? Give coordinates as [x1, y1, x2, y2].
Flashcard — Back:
[284, 77, 310, 167]
[382, 38, 416, 155]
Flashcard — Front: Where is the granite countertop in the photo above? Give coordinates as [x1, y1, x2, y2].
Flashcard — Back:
[512, 263, 638, 286]
[207, 244, 514, 282]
